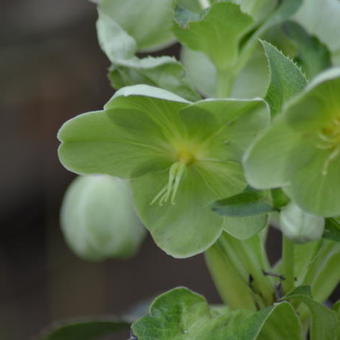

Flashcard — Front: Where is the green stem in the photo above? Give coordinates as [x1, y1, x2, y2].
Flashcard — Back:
[282, 236, 295, 294]
[205, 240, 257, 310]
[220, 233, 275, 306]
[216, 70, 234, 98]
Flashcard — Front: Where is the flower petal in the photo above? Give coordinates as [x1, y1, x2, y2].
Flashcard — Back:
[58, 110, 171, 178]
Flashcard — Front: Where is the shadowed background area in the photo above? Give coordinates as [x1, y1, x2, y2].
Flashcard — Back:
[3, 1, 338, 340]
[0, 1, 224, 339]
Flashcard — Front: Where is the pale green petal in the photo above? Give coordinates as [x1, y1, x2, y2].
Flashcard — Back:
[99, 0, 175, 51]
[58, 111, 171, 178]
[131, 160, 245, 258]
[243, 116, 300, 188]
[131, 168, 224, 258]
[223, 215, 268, 240]
[108, 84, 190, 104]
[287, 150, 340, 217]
[294, 0, 340, 64]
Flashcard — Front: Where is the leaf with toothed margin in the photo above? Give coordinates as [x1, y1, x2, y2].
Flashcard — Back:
[260, 40, 307, 116]
[131, 287, 303, 340]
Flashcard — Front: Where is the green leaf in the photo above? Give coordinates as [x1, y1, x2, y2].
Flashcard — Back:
[261, 40, 307, 116]
[285, 286, 339, 340]
[132, 287, 302, 340]
[213, 190, 274, 217]
[39, 319, 129, 340]
[282, 21, 332, 79]
[108, 55, 200, 101]
[174, 2, 253, 72]
[98, 0, 175, 51]
[294, 0, 340, 66]
[324, 218, 340, 242]
[60, 175, 145, 261]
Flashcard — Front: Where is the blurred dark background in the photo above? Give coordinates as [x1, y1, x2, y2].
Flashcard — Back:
[1, 1, 337, 340]
[0, 1, 223, 339]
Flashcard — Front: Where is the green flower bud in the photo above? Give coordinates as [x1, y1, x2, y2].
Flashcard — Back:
[60, 175, 145, 261]
[279, 202, 324, 243]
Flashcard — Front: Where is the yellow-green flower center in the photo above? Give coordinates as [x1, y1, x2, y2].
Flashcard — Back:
[317, 116, 340, 175]
[151, 145, 199, 206]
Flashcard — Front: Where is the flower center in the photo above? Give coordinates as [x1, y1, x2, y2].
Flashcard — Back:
[150, 149, 196, 206]
[317, 116, 340, 175]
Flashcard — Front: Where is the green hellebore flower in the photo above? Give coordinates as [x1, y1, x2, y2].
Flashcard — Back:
[244, 68, 340, 217]
[58, 85, 269, 258]
[61, 175, 145, 261]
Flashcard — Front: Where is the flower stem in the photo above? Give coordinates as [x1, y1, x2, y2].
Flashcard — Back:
[281, 236, 295, 294]
[205, 239, 257, 310]
[216, 69, 234, 98]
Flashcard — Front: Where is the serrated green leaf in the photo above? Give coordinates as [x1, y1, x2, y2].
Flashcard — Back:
[213, 190, 274, 217]
[323, 218, 340, 242]
[261, 40, 307, 116]
[285, 286, 339, 340]
[282, 21, 332, 79]
[174, 2, 253, 72]
[132, 287, 302, 340]
[39, 319, 129, 340]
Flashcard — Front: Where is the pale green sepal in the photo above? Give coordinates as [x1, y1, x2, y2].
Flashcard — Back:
[260, 40, 307, 116]
[99, 0, 175, 51]
[223, 215, 268, 240]
[108, 56, 200, 101]
[131, 163, 245, 258]
[287, 151, 340, 217]
[108, 84, 190, 105]
[294, 0, 340, 66]
[285, 286, 339, 340]
[243, 116, 300, 189]
[58, 110, 171, 178]
[282, 21, 332, 79]
[279, 202, 325, 243]
[96, 10, 136, 62]
[174, 2, 253, 72]
[60, 175, 145, 261]
[132, 287, 303, 340]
